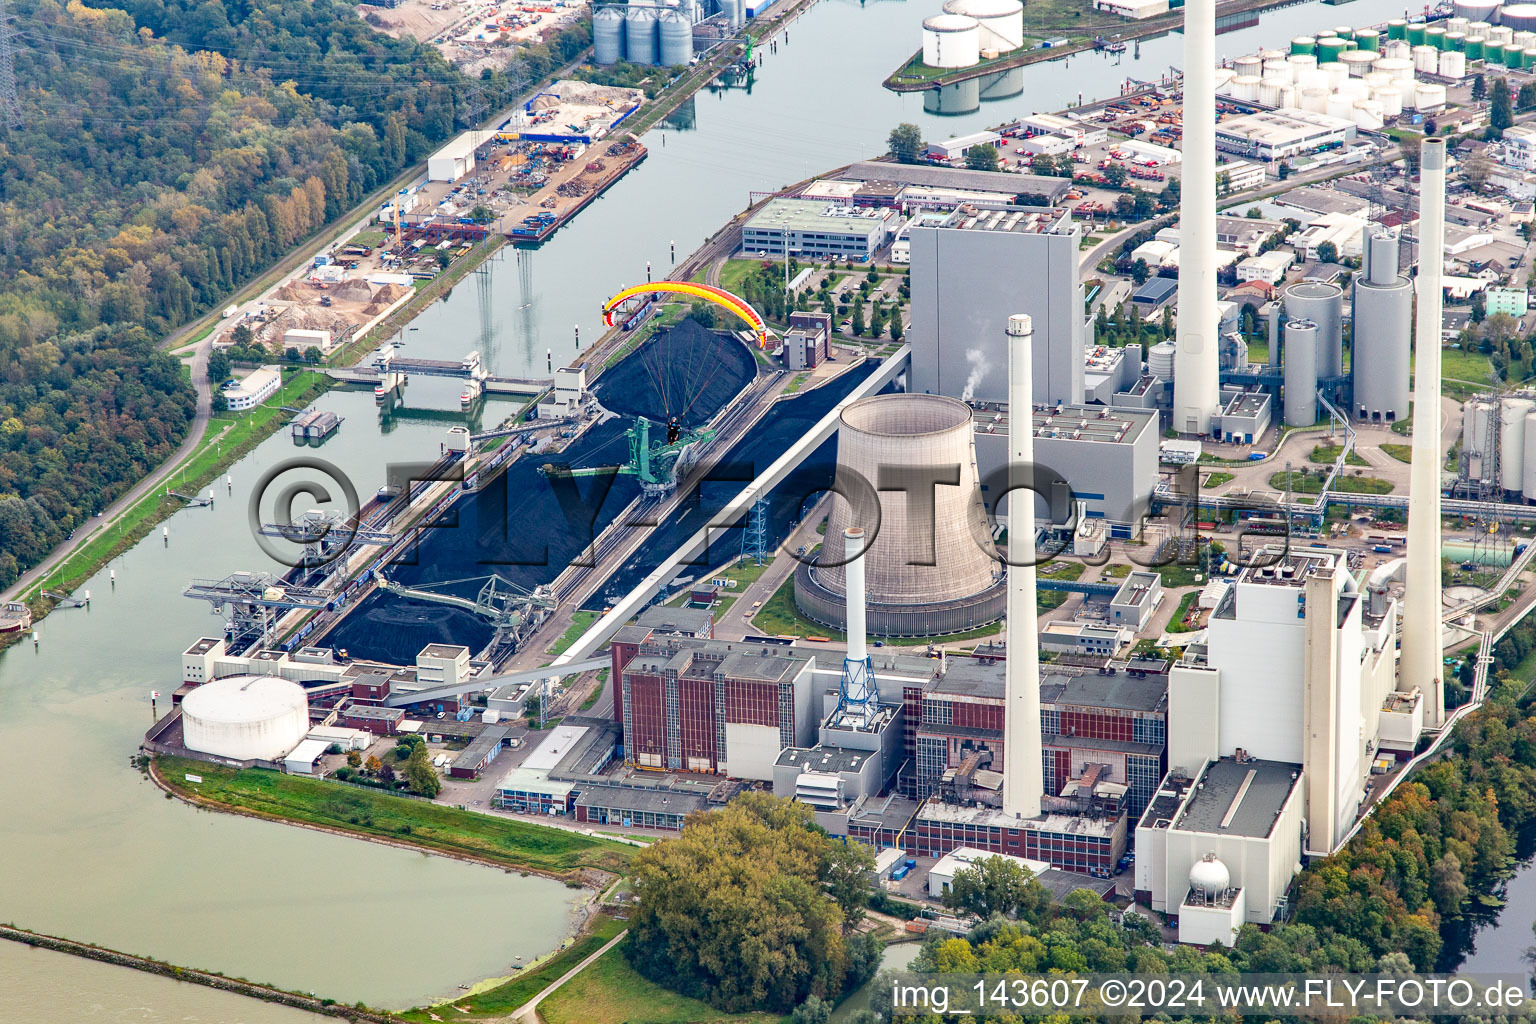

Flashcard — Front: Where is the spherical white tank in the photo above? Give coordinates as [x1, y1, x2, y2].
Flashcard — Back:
[1440, 50, 1468, 78]
[181, 675, 309, 762]
[1522, 411, 1536, 499]
[923, 14, 980, 68]
[942, 0, 1024, 51]
[1189, 854, 1231, 896]
[1301, 87, 1331, 113]
[1374, 86, 1404, 118]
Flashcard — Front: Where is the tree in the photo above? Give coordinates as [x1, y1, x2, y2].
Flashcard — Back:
[889, 317, 903, 342]
[825, 841, 875, 931]
[1463, 152, 1493, 193]
[378, 762, 396, 785]
[1483, 311, 1517, 347]
[1430, 852, 1469, 917]
[1472, 73, 1487, 102]
[626, 793, 877, 1012]
[1130, 258, 1151, 285]
[688, 302, 718, 328]
[1472, 290, 1488, 324]
[1130, 189, 1155, 221]
[1317, 241, 1339, 264]
[435, 249, 453, 269]
[852, 303, 865, 337]
[207, 347, 231, 384]
[1246, 207, 1263, 219]
[1013, 191, 1051, 206]
[469, 204, 494, 223]
[1103, 163, 1128, 188]
[303, 345, 323, 365]
[887, 123, 924, 164]
[1216, 169, 1231, 195]
[1491, 76, 1514, 132]
[347, 750, 362, 768]
[403, 743, 441, 796]
[365, 755, 383, 775]
[231, 323, 255, 348]
[939, 855, 1038, 918]
[1520, 81, 1536, 111]
[964, 144, 999, 171]
[789, 995, 830, 1024]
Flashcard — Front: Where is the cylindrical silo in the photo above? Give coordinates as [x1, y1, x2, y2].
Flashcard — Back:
[1384, 39, 1412, 58]
[1521, 412, 1536, 499]
[1364, 70, 1392, 88]
[1353, 228, 1412, 423]
[943, 0, 1024, 51]
[924, 78, 980, 115]
[1440, 50, 1468, 77]
[1298, 67, 1330, 90]
[923, 14, 980, 68]
[1284, 281, 1344, 380]
[1448, 16, 1471, 32]
[1338, 77, 1370, 100]
[1275, 83, 1296, 108]
[625, 5, 658, 65]
[1354, 99, 1385, 129]
[1284, 319, 1320, 426]
[1356, 28, 1381, 50]
[1231, 74, 1262, 102]
[1301, 86, 1331, 113]
[594, 6, 627, 64]
[1215, 65, 1238, 94]
[1374, 86, 1404, 118]
[1292, 35, 1316, 55]
[181, 675, 310, 762]
[1505, 3, 1536, 30]
[1331, 27, 1353, 42]
[1470, 19, 1495, 36]
[1263, 58, 1293, 82]
[1149, 340, 1177, 381]
[1414, 44, 1441, 72]
[1234, 54, 1264, 77]
[1289, 52, 1319, 74]
[1407, 23, 1427, 45]
[1445, 30, 1468, 51]
[1375, 56, 1415, 83]
[1260, 47, 1286, 61]
[1501, 41, 1525, 63]
[1327, 92, 1357, 119]
[1503, 398, 1536, 493]
[1259, 76, 1286, 106]
[1425, 25, 1447, 48]
[796, 394, 1004, 636]
[1523, 45, 1536, 65]
[1318, 38, 1349, 63]
[1388, 19, 1409, 40]
[1490, 24, 1514, 45]
[1465, 36, 1486, 60]
[1455, 0, 1501, 19]
[658, 9, 692, 65]
[1321, 60, 1349, 88]
[1516, 29, 1536, 46]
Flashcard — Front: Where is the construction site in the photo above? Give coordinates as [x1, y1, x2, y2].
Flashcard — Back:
[359, 0, 590, 75]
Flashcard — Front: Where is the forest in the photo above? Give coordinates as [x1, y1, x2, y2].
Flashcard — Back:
[0, 0, 583, 588]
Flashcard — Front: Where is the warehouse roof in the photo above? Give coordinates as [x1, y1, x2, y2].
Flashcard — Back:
[745, 198, 893, 235]
[835, 160, 1069, 200]
[1173, 757, 1301, 838]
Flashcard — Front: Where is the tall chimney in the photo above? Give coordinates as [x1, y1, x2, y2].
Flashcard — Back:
[1004, 314, 1044, 819]
[1401, 137, 1447, 728]
[1172, 0, 1221, 437]
[837, 526, 878, 728]
[844, 527, 868, 663]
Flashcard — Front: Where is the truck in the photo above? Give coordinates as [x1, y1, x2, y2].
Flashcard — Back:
[1372, 545, 1393, 553]
[1248, 451, 1268, 461]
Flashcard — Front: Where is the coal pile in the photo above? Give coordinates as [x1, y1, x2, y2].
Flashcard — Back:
[593, 319, 757, 429]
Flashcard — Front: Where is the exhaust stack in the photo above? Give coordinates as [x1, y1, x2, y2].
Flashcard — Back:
[834, 527, 879, 729]
[1003, 314, 1044, 819]
[1401, 137, 1447, 728]
[1172, 0, 1221, 436]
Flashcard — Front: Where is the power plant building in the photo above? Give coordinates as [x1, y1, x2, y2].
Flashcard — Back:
[909, 205, 1087, 408]
[1352, 226, 1412, 422]
[741, 199, 900, 261]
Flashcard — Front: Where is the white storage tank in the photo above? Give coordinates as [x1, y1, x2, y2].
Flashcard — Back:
[1374, 86, 1404, 118]
[923, 14, 980, 68]
[1503, 398, 1536, 493]
[1234, 54, 1264, 77]
[1260, 48, 1286, 61]
[1414, 82, 1448, 110]
[1383, 39, 1412, 58]
[1353, 99, 1385, 129]
[658, 9, 692, 66]
[1327, 92, 1357, 119]
[1231, 74, 1262, 102]
[1214, 66, 1238, 93]
[1288, 52, 1318, 73]
[1439, 50, 1468, 78]
[1301, 87, 1331, 113]
[1263, 58, 1293, 82]
[1506, 2, 1536, 28]
[1413, 44, 1440, 72]
[1259, 76, 1287, 106]
[1448, 16, 1471, 32]
[1454, 0, 1502, 20]
[1374, 56, 1415, 83]
[1490, 25, 1515, 44]
[1284, 319, 1320, 427]
[1522, 411, 1536, 500]
[1149, 340, 1177, 381]
[1338, 78, 1370, 99]
[942, 0, 1024, 51]
[1275, 83, 1296, 108]
[1321, 61, 1349, 88]
[1297, 68, 1330, 90]
[181, 675, 310, 762]
[1341, 49, 1379, 75]
[593, 5, 626, 64]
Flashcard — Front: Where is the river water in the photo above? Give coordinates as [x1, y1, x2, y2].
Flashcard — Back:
[4, 0, 1442, 1017]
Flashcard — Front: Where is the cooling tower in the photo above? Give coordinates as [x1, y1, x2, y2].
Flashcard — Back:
[794, 394, 1003, 637]
[1353, 227, 1412, 422]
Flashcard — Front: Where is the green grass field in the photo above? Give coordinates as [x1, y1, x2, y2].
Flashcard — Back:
[1435, 346, 1496, 385]
[1381, 443, 1413, 463]
[752, 575, 1000, 646]
[1204, 471, 1234, 488]
[550, 610, 600, 657]
[400, 915, 626, 1022]
[1309, 444, 1369, 467]
[157, 756, 631, 876]
[1269, 471, 1394, 495]
[538, 943, 783, 1024]
[1166, 591, 1201, 634]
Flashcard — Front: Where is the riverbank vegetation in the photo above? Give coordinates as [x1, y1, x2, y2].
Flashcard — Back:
[156, 756, 630, 877]
[542, 943, 785, 1024]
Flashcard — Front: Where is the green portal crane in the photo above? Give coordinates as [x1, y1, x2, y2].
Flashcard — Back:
[541, 415, 714, 494]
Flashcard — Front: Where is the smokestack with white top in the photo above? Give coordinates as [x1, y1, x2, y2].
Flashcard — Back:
[1003, 313, 1044, 820]
[835, 526, 879, 729]
[1172, 0, 1221, 437]
[1401, 137, 1447, 728]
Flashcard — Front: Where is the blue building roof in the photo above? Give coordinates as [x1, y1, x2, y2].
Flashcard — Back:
[1133, 276, 1178, 305]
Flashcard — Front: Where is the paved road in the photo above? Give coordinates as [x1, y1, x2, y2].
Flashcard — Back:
[1, 338, 216, 604]
[511, 928, 629, 1022]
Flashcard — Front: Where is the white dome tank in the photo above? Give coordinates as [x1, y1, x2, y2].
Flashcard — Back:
[1300, 87, 1331, 113]
[1234, 54, 1264, 77]
[1374, 86, 1404, 118]
[1448, 15, 1471, 32]
[1440, 50, 1468, 78]
[942, 0, 1024, 51]
[1490, 25, 1514, 45]
[1189, 853, 1231, 897]
[923, 14, 980, 68]
[1521, 411, 1536, 499]
[1327, 92, 1357, 119]
[1214, 66, 1237, 93]
[1341, 49, 1379, 75]
[1263, 58, 1293, 82]
[1503, 398, 1535, 493]
[1259, 76, 1287, 106]
[1321, 61, 1349, 88]
[1516, 29, 1536, 47]
[1413, 44, 1441, 72]
[1383, 39, 1412, 58]
[1149, 340, 1177, 381]
[1414, 82, 1448, 110]
[181, 675, 309, 762]
[1288, 53, 1318, 73]
[1374, 56, 1415, 83]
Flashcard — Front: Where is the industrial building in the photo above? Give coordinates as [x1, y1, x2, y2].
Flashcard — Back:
[926, 130, 1002, 163]
[794, 394, 1004, 637]
[180, 675, 310, 763]
[1213, 108, 1356, 163]
[740, 199, 900, 261]
[1352, 225, 1412, 423]
[909, 204, 1087, 408]
[224, 367, 281, 412]
[781, 311, 831, 371]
